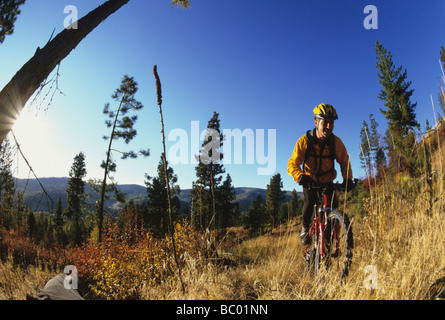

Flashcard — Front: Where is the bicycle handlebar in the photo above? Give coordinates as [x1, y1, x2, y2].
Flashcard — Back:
[333, 178, 359, 191]
[308, 178, 359, 192]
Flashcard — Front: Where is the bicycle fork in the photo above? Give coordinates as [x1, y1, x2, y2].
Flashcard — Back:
[304, 194, 331, 262]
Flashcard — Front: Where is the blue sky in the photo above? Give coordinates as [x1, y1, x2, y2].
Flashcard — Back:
[1, 0, 444, 192]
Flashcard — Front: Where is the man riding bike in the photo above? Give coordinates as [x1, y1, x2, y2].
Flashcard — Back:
[287, 104, 354, 245]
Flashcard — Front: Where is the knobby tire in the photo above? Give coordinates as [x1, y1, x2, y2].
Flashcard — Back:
[305, 210, 353, 279]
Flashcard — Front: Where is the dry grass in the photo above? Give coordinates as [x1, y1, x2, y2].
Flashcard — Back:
[3, 188, 444, 300]
[0, 259, 50, 300]
[2, 143, 444, 300]
[136, 192, 444, 300]
[139, 140, 445, 300]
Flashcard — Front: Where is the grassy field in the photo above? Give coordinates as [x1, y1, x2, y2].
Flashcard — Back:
[142, 138, 445, 300]
[138, 202, 444, 300]
[1, 142, 444, 301]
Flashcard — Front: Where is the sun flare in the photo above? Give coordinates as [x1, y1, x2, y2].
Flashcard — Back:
[8, 109, 56, 178]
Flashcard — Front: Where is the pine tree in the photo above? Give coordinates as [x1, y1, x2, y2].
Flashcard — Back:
[0, 0, 26, 44]
[375, 41, 419, 172]
[14, 190, 26, 229]
[359, 120, 372, 175]
[54, 197, 67, 246]
[375, 41, 419, 135]
[65, 152, 87, 245]
[191, 112, 225, 231]
[288, 189, 302, 219]
[216, 174, 238, 231]
[278, 202, 289, 224]
[145, 154, 180, 238]
[266, 173, 286, 230]
[244, 195, 267, 235]
[97, 75, 149, 242]
[65, 153, 86, 219]
[0, 137, 15, 225]
[27, 211, 36, 239]
[359, 114, 386, 178]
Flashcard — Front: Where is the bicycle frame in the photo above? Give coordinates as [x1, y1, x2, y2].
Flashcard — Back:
[305, 186, 334, 262]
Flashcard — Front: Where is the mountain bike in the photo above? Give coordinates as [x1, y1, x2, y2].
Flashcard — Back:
[303, 179, 357, 278]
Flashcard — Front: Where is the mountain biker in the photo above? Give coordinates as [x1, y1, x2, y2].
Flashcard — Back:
[287, 104, 353, 245]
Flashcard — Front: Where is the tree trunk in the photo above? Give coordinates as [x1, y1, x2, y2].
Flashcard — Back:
[0, 0, 130, 142]
[97, 96, 125, 243]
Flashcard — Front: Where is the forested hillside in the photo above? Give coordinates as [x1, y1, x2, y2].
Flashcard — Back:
[13, 177, 298, 214]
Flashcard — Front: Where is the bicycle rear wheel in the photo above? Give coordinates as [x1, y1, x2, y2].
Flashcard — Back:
[325, 210, 353, 278]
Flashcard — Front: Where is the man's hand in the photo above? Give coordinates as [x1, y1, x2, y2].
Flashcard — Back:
[298, 175, 313, 188]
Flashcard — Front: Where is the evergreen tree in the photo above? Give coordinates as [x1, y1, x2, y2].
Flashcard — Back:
[191, 112, 225, 231]
[14, 190, 26, 229]
[145, 154, 180, 238]
[375, 41, 419, 135]
[265, 173, 286, 230]
[65, 152, 87, 245]
[375, 41, 419, 172]
[54, 197, 67, 246]
[288, 189, 302, 219]
[54, 197, 64, 228]
[97, 75, 149, 242]
[190, 181, 207, 230]
[65, 152, 86, 220]
[243, 195, 267, 235]
[216, 174, 238, 231]
[27, 211, 36, 239]
[0, 0, 26, 44]
[359, 120, 372, 175]
[359, 114, 386, 178]
[0, 137, 15, 227]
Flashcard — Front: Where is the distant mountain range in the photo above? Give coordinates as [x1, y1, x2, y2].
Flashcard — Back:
[14, 177, 301, 214]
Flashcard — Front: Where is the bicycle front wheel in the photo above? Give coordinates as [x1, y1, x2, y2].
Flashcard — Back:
[325, 210, 353, 278]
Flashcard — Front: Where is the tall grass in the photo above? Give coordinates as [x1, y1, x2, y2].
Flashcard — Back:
[0, 259, 49, 300]
[138, 138, 445, 300]
[3, 138, 444, 300]
[156, 186, 443, 300]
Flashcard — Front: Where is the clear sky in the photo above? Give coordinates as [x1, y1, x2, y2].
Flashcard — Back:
[1, 0, 444, 192]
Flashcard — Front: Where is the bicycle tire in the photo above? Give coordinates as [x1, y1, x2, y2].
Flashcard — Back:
[314, 235, 322, 276]
[325, 210, 353, 278]
[304, 227, 317, 275]
[305, 225, 324, 276]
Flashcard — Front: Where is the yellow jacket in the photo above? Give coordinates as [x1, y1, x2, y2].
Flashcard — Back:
[287, 129, 353, 184]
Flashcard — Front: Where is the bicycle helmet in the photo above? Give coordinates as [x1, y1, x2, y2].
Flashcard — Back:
[313, 104, 339, 120]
